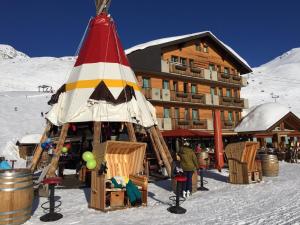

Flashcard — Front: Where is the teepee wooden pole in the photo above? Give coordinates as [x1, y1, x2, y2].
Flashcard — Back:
[30, 121, 52, 172]
[148, 130, 163, 166]
[149, 126, 171, 176]
[126, 122, 137, 142]
[155, 126, 173, 165]
[93, 122, 102, 150]
[47, 123, 69, 177]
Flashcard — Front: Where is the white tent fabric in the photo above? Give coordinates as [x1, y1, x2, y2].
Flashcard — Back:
[46, 13, 157, 128]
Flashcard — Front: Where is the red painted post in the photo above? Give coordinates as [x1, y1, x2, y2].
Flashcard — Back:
[213, 110, 224, 171]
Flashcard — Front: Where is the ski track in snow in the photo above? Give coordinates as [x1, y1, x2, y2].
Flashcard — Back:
[23, 163, 300, 225]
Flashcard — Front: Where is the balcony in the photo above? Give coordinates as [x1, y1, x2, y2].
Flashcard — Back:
[222, 120, 236, 129]
[219, 96, 246, 108]
[168, 62, 205, 79]
[172, 118, 208, 130]
[162, 60, 244, 86]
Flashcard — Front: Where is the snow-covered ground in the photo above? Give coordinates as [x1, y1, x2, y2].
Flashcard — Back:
[0, 91, 50, 150]
[242, 48, 300, 117]
[25, 162, 300, 225]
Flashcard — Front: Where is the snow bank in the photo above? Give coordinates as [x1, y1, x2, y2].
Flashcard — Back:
[235, 102, 290, 133]
[0, 141, 26, 168]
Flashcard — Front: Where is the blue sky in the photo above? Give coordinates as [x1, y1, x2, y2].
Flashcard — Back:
[1, 0, 299, 67]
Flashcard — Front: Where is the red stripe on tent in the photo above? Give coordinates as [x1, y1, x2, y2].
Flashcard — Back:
[75, 13, 129, 67]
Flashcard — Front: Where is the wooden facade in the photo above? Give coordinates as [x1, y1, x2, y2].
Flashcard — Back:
[127, 32, 252, 134]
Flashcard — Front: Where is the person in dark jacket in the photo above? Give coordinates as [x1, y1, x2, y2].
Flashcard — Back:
[179, 139, 198, 198]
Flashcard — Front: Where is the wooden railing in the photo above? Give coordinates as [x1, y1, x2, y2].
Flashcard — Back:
[166, 61, 243, 86]
[169, 62, 205, 79]
[172, 118, 208, 130]
[219, 96, 245, 108]
[222, 120, 236, 129]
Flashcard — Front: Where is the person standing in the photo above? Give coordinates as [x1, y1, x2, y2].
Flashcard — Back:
[179, 139, 198, 198]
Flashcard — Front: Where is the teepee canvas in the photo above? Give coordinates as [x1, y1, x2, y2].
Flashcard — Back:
[47, 13, 156, 128]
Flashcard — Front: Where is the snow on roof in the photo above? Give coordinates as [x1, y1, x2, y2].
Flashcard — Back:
[235, 103, 290, 133]
[19, 134, 42, 144]
[125, 31, 251, 68]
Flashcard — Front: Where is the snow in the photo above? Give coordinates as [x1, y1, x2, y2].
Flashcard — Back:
[0, 92, 50, 150]
[19, 134, 42, 144]
[235, 103, 290, 133]
[0, 45, 75, 92]
[242, 48, 300, 117]
[24, 162, 300, 225]
[125, 31, 251, 69]
[0, 44, 29, 60]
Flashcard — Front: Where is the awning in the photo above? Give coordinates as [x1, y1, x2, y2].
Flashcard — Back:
[161, 128, 212, 138]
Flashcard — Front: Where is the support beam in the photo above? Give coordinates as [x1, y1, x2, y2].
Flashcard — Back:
[93, 122, 102, 150]
[30, 121, 52, 172]
[155, 126, 173, 165]
[148, 130, 163, 166]
[149, 126, 171, 176]
[47, 124, 69, 177]
[126, 122, 137, 142]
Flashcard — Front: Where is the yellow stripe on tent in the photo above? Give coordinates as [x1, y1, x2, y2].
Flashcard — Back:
[66, 79, 140, 91]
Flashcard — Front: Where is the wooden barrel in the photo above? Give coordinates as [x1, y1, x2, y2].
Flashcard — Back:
[196, 151, 210, 168]
[0, 169, 33, 225]
[260, 154, 279, 177]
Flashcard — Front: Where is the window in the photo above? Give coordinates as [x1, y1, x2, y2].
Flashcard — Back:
[174, 108, 179, 119]
[218, 88, 223, 96]
[163, 108, 170, 118]
[180, 57, 187, 66]
[226, 89, 231, 97]
[192, 109, 199, 120]
[184, 108, 189, 120]
[171, 55, 178, 63]
[234, 89, 238, 98]
[235, 111, 240, 121]
[221, 111, 225, 120]
[191, 84, 197, 94]
[195, 43, 201, 51]
[189, 59, 194, 67]
[228, 111, 233, 121]
[163, 80, 169, 90]
[142, 78, 150, 88]
[184, 83, 188, 93]
[173, 81, 178, 91]
[210, 87, 216, 96]
[231, 68, 235, 75]
[217, 65, 221, 72]
[209, 64, 215, 71]
[224, 67, 229, 74]
[203, 44, 209, 53]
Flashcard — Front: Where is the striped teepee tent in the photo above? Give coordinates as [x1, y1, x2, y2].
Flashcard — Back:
[47, 12, 156, 128]
[30, 4, 172, 177]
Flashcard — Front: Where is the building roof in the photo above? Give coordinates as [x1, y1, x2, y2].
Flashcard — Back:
[19, 134, 42, 144]
[125, 31, 252, 73]
[235, 103, 300, 133]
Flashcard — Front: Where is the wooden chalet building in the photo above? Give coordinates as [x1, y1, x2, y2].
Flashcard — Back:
[126, 32, 252, 135]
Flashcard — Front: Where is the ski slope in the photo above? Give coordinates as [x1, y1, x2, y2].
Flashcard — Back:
[242, 48, 300, 116]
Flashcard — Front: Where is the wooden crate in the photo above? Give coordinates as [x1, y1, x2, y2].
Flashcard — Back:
[90, 141, 148, 211]
[225, 142, 261, 184]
